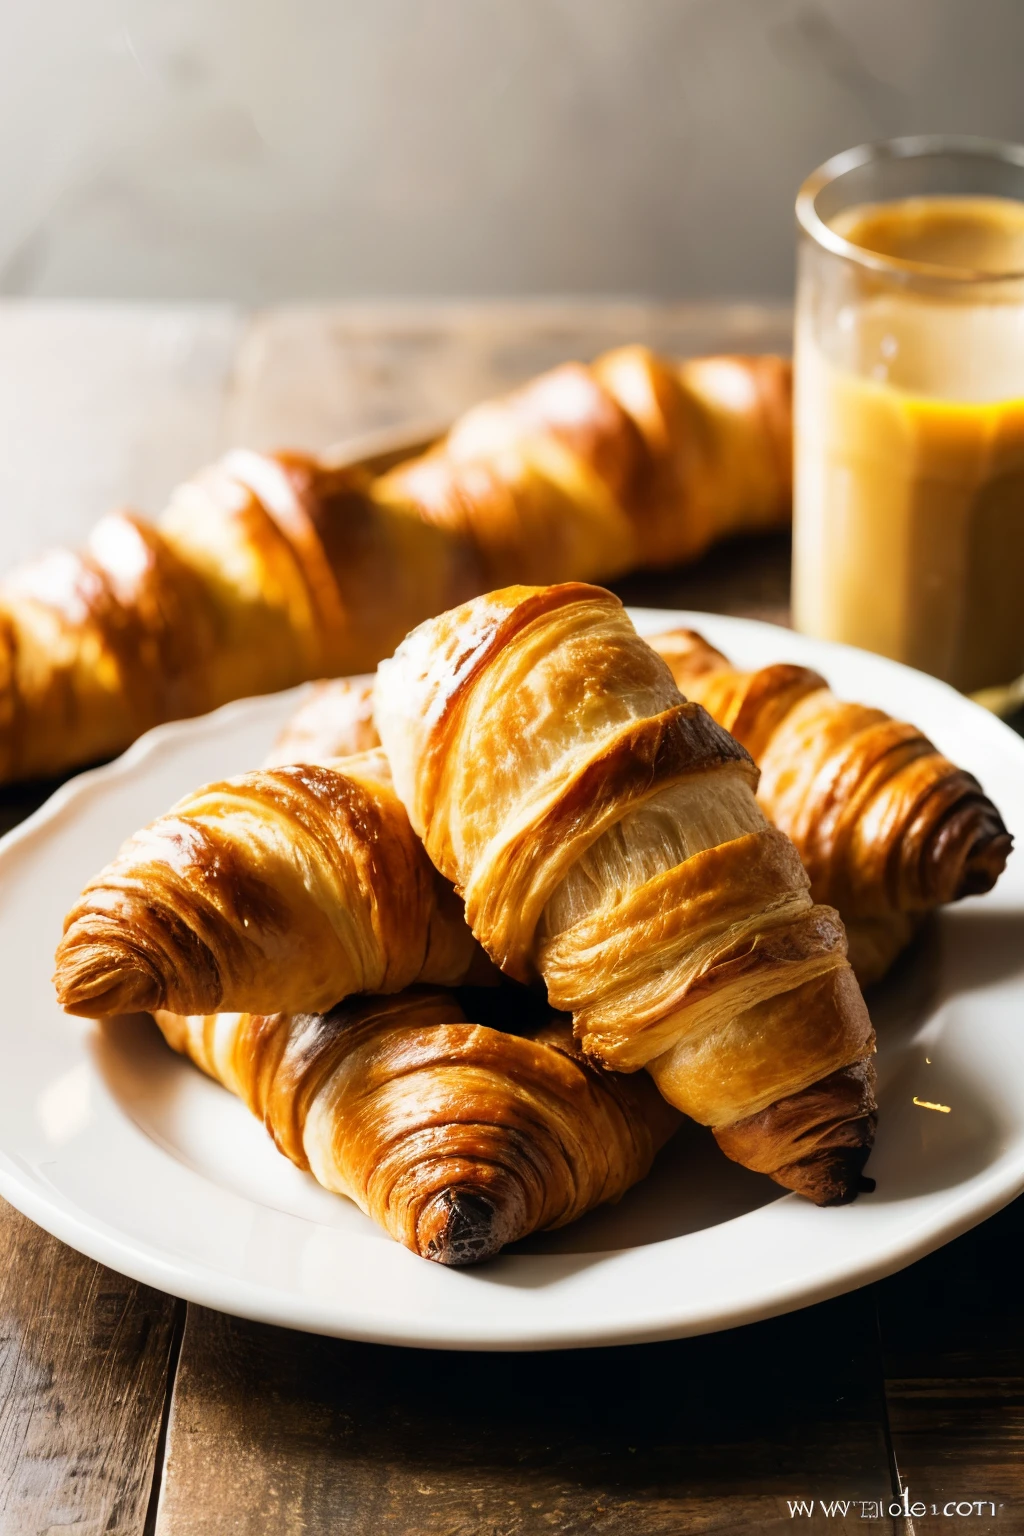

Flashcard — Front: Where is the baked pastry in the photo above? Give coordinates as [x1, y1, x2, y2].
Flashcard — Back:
[139, 682, 676, 1263]
[1, 350, 790, 785]
[373, 582, 876, 1205]
[307, 628, 1011, 990]
[0, 458, 471, 784]
[153, 988, 680, 1264]
[263, 676, 379, 767]
[649, 628, 1012, 983]
[592, 348, 793, 566]
[374, 348, 791, 582]
[55, 748, 486, 1019]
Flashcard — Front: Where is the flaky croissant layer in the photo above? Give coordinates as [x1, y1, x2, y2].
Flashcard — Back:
[154, 989, 680, 1264]
[649, 628, 1012, 984]
[2, 348, 790, 785]
[374, 581, 876, 1205]
[55, 749, 487, 1019]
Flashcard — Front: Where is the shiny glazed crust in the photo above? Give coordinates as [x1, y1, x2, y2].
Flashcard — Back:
[374, 582, 876, 1205]
[153, 989, 680, 1265]
[649, 628, 1013, 984]
[0, 349, 790, 785]
[54, 748, 484, 1018]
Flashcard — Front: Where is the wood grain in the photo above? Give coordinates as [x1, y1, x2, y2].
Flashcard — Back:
[879, 1193, 1024, 1535]
[155, 1291, 894, 1536]
[0, 1198, 181, 1536]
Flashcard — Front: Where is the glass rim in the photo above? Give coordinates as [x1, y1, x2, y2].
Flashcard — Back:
[796, 134, 1024, 284]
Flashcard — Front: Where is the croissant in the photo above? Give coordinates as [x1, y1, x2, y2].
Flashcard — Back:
[1, 456, 472, 785]
[153, 988, 680, 1264]
[2, 351, 790, 785]
[649, 629, 1013, 984]
[263, 676, 379, 767]
[54, 747, 487, 1019]
[373, 348, 792, 582]
[374, 582, 876, 1206]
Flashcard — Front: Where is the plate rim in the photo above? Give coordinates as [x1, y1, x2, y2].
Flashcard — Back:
[2, 606, 1023, 1351]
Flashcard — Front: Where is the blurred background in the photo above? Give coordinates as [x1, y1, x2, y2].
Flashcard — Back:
[4, 0, 1024, 303]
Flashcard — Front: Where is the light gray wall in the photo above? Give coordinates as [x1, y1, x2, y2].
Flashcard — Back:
[3, 0, 1023, 301]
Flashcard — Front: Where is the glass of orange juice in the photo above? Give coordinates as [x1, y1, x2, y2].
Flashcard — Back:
[792, 136, 1024, 693]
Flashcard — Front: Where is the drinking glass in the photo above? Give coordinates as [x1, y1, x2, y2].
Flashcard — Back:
[792, 136, 1024, 692]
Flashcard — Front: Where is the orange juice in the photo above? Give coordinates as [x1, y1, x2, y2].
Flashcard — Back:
[793, 195, 1024, 691]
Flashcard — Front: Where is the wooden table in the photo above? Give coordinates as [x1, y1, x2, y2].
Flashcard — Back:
[0, 302, 1020, 1536]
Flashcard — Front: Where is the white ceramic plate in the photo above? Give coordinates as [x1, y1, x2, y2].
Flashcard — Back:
[1, 608, 1022, 1351]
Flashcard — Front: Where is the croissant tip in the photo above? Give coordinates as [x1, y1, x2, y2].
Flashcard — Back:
[958, 829, 1014, 898]
[53, 954, 160, 1019]
[714, 1062, 878, 1208]
[421, 1189, 514, 1266]
[774, 1137, 876, 1207]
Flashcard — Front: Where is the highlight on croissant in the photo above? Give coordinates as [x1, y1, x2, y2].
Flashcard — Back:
[42, 348, 1012, 1264]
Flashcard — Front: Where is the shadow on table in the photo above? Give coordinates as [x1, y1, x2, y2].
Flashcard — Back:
[165, 1281, 895, 1531]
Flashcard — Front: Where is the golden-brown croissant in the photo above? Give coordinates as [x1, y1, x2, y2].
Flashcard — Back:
[0, 510, 222, 784]
[374, 582, 876, 1205]
[3, 351, 790, 785]
[142, 681, 677, 1263]
[649, 629, 1013, 984]
[153, 987, 680, 1264]
[1, 456, 472, 784]
[591, 348, 793, 567]
[54, 747, 486, 1019]
[263, 676, 378, 767]
[374, 348, 791, 582]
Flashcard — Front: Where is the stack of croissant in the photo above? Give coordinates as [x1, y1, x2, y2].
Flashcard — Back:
[52, 595, 1010, 1262]
[39, 347, 1012, 1264]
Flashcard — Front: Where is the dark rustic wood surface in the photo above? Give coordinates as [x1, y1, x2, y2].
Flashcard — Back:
[0, 302, 1021, 1535]
[878, 1195, 1024, 1535]
[0, 1203, 182, 1535]
[155, 1291, 893, 1536]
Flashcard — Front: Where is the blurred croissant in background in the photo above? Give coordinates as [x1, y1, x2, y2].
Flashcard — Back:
[0, 347, 790, 784]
